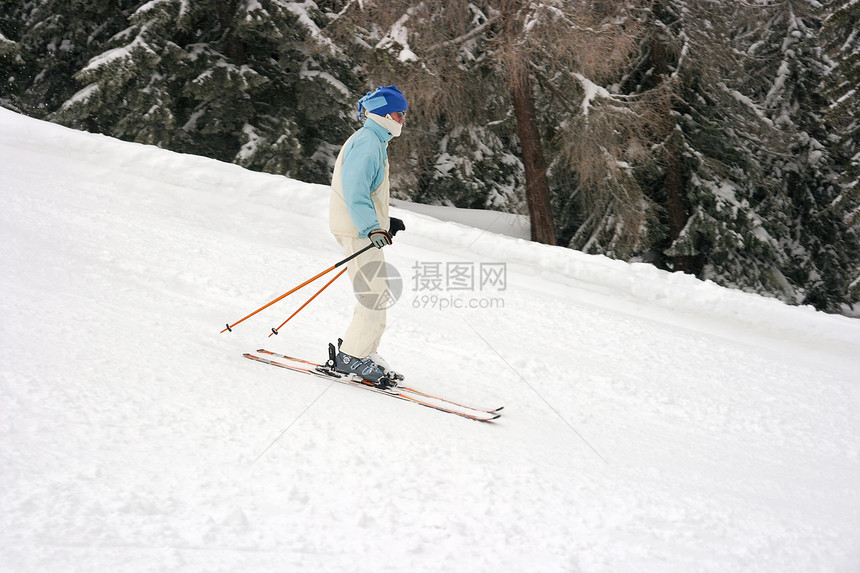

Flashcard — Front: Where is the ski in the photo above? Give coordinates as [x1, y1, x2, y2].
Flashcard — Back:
[254, 348, 504, 414]
[243, 352, 501, 423]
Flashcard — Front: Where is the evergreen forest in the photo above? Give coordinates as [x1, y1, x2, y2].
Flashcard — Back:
[2, 0, 858, 313]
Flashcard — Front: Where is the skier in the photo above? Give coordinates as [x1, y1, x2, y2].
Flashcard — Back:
[329, 85, 408, 388]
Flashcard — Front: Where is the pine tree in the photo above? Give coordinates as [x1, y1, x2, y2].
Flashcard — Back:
[609, 0, 858, 311]
[6, 0, 856, 311]
[585, 0, 843, 307]
[329, 0, 639, 245]
[823, 0, 860, 182]
[0, 12, 25, 111]
[822, 0, 860, 305]
[728, 0, 858, 311]
[546, 57, 661, 260]
[324, 1, 528, 224]
[2, 0, 134, 116]
[52, 0, 359, 183]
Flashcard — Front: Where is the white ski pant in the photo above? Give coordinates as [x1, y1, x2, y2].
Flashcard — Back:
[336, 235, 388, 358]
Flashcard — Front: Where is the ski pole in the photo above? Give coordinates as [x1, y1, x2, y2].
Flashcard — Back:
[221, 242, 375, 333]
[269, 266, 348, 337]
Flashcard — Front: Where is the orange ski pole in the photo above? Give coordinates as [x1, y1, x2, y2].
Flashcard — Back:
[221, 242, 375, 334]
[268, 266, 348, 337]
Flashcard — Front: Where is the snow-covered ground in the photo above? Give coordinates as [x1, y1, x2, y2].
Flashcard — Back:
[1, 107, 859, 573]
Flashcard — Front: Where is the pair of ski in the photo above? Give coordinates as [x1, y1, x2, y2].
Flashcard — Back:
[244, 349, 502, 422]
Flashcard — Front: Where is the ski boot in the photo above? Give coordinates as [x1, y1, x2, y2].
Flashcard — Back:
[324, 341, 394, 389]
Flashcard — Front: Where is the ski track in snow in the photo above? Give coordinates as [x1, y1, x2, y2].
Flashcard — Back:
[2, 108, 860, 572]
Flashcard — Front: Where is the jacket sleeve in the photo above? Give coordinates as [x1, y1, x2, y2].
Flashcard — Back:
[340, 131, 383, 238]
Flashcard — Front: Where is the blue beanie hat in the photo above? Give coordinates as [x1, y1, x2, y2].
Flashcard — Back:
[357, 85, 408, 120]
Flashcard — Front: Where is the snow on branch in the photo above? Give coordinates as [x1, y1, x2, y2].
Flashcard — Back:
[278, 0, 343, 57]
[718, 82, 775, 128]
[375, 9, 418, 62]
[60, 83, 100, 110]
[300, 58, 350, 97]
[426, 8, 499, 53]
[573, 72, 613, 119]
[80, 32, 155, 74]
[134, 0, 174, 16]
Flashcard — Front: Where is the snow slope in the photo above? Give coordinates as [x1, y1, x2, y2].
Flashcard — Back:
[1, 107, 859, 573]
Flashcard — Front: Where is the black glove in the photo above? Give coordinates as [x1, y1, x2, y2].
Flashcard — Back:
[369, 228, 393, 249]
[389, 217, 406, 236]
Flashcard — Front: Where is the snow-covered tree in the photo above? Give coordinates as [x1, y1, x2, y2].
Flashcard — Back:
[822, 0, 860, 304]
[330, 0, 640, 245]
[575, 0, 856, 310]
[326, 0, 858, 310]
[740, 0, 859, 310]
[324, 1, 529, 231]
[1, 0, 134, 116]
[628, 0, 806, 288]
[603, 0, 858, 310]
[823, 0, 860, 180]
[4, 0, 856, 311]
[0, 25, 25, 111]
[52, 0, 359, 182]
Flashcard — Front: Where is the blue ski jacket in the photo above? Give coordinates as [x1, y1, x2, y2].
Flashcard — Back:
[329, 117, 393, 238]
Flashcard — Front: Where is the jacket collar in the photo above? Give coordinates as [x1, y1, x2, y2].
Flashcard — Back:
[364, 116, 395, 144]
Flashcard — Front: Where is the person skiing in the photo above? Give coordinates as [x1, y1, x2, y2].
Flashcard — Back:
[328, 85, 408, 388]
